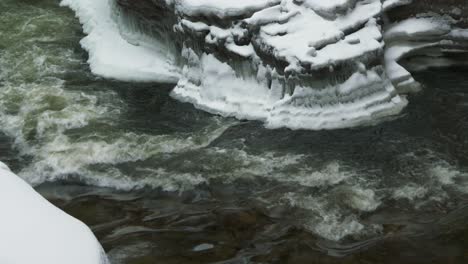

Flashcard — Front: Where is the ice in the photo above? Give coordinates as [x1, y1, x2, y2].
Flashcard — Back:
[61, 0, 179, 83]
[384, 43, 424, 92]
[383, 15, 467, 92]
[172, 49, 407, 130]
[171, 52, 271, 121]
[0, 162, 108, 264]
[266, 70, 407, 130]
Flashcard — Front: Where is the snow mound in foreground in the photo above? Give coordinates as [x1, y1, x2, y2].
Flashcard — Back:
[0, 162, 108, 264]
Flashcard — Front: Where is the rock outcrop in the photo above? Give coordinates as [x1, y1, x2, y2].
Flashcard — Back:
[65, 0, 468, 129]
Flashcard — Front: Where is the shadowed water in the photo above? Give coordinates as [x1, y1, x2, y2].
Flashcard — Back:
[2, 0, 468, 263]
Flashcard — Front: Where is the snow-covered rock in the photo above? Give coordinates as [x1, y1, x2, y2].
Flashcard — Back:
[62, 0, 468, 130]
[0, 162, 108, 264]
[384, 12, 468, 92]
[61, 0, 180, 83]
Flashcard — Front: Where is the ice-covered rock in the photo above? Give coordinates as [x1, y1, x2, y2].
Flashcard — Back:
[61, 0, 180, 82]
[384, 2, 468, 92]
[171, 0, 407, 129]
[172, 49, 407, 129]
[62, 0, 468, 130]
[0, 162, 108, 264]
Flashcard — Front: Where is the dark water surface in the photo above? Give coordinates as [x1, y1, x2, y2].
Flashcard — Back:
[35, 67, 468, 264]
[2, 0, 468, 263]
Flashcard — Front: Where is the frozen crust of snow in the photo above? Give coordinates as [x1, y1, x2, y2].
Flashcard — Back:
[0, 162, 108, 264]
[61, 0, 180, 83]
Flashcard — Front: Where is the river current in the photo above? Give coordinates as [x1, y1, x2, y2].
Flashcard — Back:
[2, 0, 468, 263]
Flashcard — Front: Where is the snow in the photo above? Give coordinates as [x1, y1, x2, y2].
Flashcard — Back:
[251, 0, 383, 71]
[302, 0, 356, 13]
[225, 43, 255, 58]
[385, 17, 451, 40]
[172, 0, 281, 18]
[61, 0, 179, 83]
[0, 162, 108, 264]
[382, 0, 412, 11]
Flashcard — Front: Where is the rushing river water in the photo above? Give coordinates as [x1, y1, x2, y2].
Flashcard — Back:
[2, 0, 468, 263]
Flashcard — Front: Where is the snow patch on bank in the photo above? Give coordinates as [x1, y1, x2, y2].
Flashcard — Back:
[0, 162, 108, 264]
[60, 0, 179, 83]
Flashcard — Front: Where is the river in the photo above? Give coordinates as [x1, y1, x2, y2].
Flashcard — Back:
[1, 0, 468, 263]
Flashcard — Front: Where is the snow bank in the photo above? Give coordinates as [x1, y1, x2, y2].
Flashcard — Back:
[0, 162, 108, 264]
[61, 0, 179, 83]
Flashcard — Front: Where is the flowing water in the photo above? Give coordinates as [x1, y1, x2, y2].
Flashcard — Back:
[2, 0, 468, 263]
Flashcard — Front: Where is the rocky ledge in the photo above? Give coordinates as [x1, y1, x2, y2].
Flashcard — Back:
[65, 0, 468, 129]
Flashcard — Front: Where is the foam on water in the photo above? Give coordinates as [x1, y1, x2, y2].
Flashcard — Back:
[392, 184, 429, 201]
[19, 120, 233, 188]
[0, 0, 231, 190]
[430, 163, 465, 185]
[282, 192, 382, 241]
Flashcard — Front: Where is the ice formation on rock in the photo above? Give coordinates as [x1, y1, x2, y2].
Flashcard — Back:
[0, 162, 108, 264]
[384, 4, 468, 92]
[63, 0, 468, 130]
[61, 0, 179, 82]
